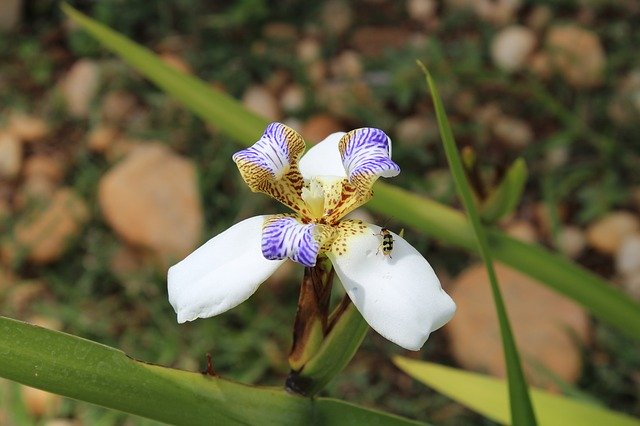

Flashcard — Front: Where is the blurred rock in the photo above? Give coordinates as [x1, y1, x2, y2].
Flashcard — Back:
[265, 69, 290, 94]
[321, 0, 353, 36]
[306, 60, 328, 86]
[242, 85, 281, 121]
[3, 280, 47, 313]
[407, 0, 437, 22]
[101, 90, 138, 124]
[351, 27, 412, 57]
[623, 274, 640, 302]
[281, 117, 303, 134]
[301, 115, 343, 144]
[616, 234, 640, 276]
[607, 70, 640, 125]
[8, 112, 50, 143]
[526, 5, 552, 31]
[504, 220, 538, 244]
[0, 132, 22, 179]
[263, 22, 297, 41]
[297, 37, 322, 63]
[159, 52, 192, 74]
[23, 155, 65, 185]
[330, 50, 363, 79]
[529, 52, 553, 80]
[98, 144, 203, 262]
[557, 225, 586, 259]
[546, 25, 605, 88]
[492, 115, 533, 148]
[491, 26, 537, 73]
[61, 59, 100, 118]
[0, 0, 22, 31]
[318, 80, 374, 120]
[474, 103, 502, 127]
[534, 202, 566, 238]
[394, 115, 438, 148]
[448, 263, 590, 387]
[21, 385, 61, 417]
[586, 211, 640, 255]
[87, 125, 119, 153]
[280, 84, 306, 114]
[14, 176, 56, 209]
[475, 0, 521, 25]
[9, 188, 89, 264]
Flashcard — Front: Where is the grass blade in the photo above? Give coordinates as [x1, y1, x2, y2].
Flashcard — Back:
[418, 61, 537, 426]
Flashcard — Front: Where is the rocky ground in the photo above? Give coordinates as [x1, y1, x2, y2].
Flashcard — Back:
[0, 0, 639, 424]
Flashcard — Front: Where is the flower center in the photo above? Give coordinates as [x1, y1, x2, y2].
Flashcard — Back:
[301, 178, 326, 220]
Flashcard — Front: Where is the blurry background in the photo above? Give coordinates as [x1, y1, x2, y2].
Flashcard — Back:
[0, 0, 639, 424]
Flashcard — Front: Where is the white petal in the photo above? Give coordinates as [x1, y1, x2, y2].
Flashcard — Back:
[328, 224, 456, 350]
[299, 132, 347, 179]
[168, 215, 285, 323]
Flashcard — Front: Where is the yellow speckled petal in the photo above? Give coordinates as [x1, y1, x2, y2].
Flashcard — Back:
[233, 122, 307, 214]
[328, 220, 369, 257]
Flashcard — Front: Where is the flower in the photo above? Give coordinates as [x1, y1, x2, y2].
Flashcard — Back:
[168, 122, 456, 351]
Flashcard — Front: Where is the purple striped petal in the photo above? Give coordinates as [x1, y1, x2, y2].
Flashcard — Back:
[261, 216, 320, 267]
[338, 128, 400, 190]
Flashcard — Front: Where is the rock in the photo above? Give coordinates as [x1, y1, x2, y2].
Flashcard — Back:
[263, 22, 297, 41]
[586, 211, 640, 255]
[87, 125, 119, 153]
[546, 25, 605, 88]
[504, 220, 538, 244]
[491, 26, 537, 73]
[14, 176, 56, 209]
[8, 112, 50, 143]
[265, 69, 291, 94]
[321, 0, 353, 36]
[330, 50, 363, 79]
[557, 226, 586, 259]
[317, 80, 374, 119]
[492, 115, 533, 148]
[280, 84, 306, 113]
[101, 90, 138, 124]
[159, 52, 192, 74]
[394, 115, 438, 148]
[306, 61, 328, 86]
[616, 234, 640, 276]
[98, 144, 203, 262]
[9, 188, 89, 264]
[61, 60, 100, 118]
[21, 385, 61, 417]
[0, 132, 22, 179]
[529, 52, 553, 79]
[623, 274, 640, 302]
[407, 0, 437, 21]
[0, 0, 22, 31]
[301, 114, 343, 144]
[448, 263, 590, 387]
[242, 85, 281, 121]
[297, 37, 322, 63]
[3, 281, 47, 313]
[474, 0, 521, 25]
[23, 155, 65, 185]
[351, 27, 413, 57]
[607, 70, 640, 125]
[526, 5, 552, 31]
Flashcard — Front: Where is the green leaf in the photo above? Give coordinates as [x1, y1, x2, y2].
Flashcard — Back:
[481, 158, 528, 223]
[62, 4, 640, 340]
[393, 357, 640, 426]
[0, 316, 424, 426]
[419, 61, 537, 425]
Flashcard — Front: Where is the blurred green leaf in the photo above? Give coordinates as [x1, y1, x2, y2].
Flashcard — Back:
[0, 316, 424, 426]
[420, 61, 537, 426]
[393, 357, 640, 426]
[481, 158, 528, 224]
[62, 4, 640, 340]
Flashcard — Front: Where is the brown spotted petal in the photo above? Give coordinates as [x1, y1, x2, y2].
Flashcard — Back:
[233, 122, 307, 215]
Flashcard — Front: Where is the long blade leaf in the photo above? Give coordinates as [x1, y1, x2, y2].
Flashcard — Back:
[394, 357, 640, 426]
[61, 4, 640, 340]
[0, 316, 424, 426]
[419, 62, 536, 425]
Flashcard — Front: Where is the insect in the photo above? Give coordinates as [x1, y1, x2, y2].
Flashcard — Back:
[374, 227, 394, 258]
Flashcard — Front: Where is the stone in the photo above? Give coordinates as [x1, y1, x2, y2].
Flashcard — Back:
[0, 0, 22, 31]
[616, 234, 640, 276]
[159, 52, 192, 74]
[9, 188, 89, 264]
[318, 80, 374, 119]
[546, 25, 605, 88]
[87, 125, 119, 153]
[557, 226, 586, 259]
[61, 60, 100, 118]
[526, 5, 552, 31]
[586, 211, 640, 255]
[321, 1, 352, 36]
[504, 220, 538, 244]
[351, 27, 413, 57]
[242, 85, 281, 121]
[407, 0, 437, 21]
[0, 132, 22, 179]
[23, 155, 65, 185]
[98, 144, 203, 262]
[297, 38, 322, 63]
[101, 90, 138, 124]
[301, 115, 343, 144]
[492, 115, 533, 148]
[474, 0, 521, 25]
[448, 263, 590, 387]
[280, 84, 306, 114]
[491, 26, 537, 73]
[7, 112, 50, 143]
[21, 385, 61, 417]
[394, 115, 438, 148]
[529, 52, 552, 80]
[607, 70, 640, 125]
[330, 50, 363, 79]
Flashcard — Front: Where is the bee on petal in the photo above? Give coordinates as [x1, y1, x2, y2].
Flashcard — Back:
[375, 227, 394, 258]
